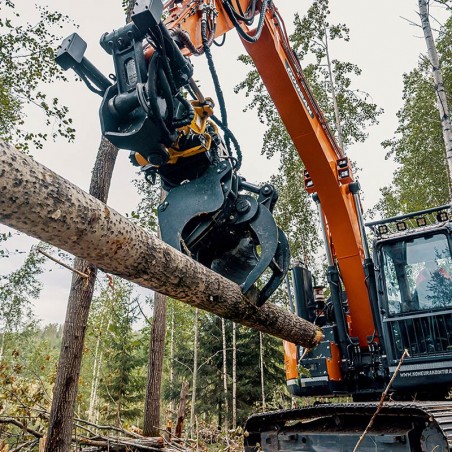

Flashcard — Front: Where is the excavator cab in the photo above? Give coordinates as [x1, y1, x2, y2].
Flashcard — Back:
[370, 205, 452, 396]
[55, 0, 289, 305]
[284, 204, 452, 401]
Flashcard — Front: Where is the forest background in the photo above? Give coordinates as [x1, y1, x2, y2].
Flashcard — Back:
[0, 0, 451, 446]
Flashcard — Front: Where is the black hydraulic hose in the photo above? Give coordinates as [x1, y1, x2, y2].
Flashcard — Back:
[147, 54, 173, 146]
[213, 34, 226, 47]
[222, 0, 269, 43]
[201, 12, 231, 156]
[172, 93, 195, 128]
[171, 28, 203, 55]
[76, 70, 105, 96]
[154, 24, 179, 95]
[227, 0, 258, 25]
[157, 64, 175, 129]
[212, 114, 242, 170]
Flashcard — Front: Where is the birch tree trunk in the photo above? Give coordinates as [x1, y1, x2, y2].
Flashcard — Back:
[259, 332, 266, 411]
[170, 303, 176, 413]
[324, 26, 344, 151]
[88, 317, 111, 423]
[419, 0, 452, 198]
[0, 139, 323, 347]
[190, 308, 199, 438]
[221, 318, 229, 434]
[232, 322, 237, 430]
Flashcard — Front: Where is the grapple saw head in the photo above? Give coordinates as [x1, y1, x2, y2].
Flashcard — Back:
[55, 0, 290, 305]
[158, 160, 290, 306]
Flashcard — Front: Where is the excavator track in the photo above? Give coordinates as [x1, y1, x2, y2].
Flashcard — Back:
[244, 402, 452, 451]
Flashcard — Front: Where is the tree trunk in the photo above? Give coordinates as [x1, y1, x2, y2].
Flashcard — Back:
[221, 318, 229, 434]
[232, 322, 237, 430]
[259, 332, 266, 411]
[419, 0, 452, 198]
[0, 139, 323, 347]
[170, 302, 176, 413]
[143, 190, 168, 437]
[324, 25, 344, 151]
[190, 308, 199, 437]
[175, 381, 189, 438]
[88, 317, 106, 423]
[45, 137, 118, 450]
[143, 291, 167, 436]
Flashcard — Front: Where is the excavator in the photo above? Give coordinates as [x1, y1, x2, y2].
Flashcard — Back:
[55, 0, 452, 450]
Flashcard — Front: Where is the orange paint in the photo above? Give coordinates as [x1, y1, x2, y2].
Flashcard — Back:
[326, 342, 342, 381]
[283, 341, 298, 381]
[163, 1, 376, 348]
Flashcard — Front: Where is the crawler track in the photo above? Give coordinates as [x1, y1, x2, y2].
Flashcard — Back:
[245, 402, 452, 451]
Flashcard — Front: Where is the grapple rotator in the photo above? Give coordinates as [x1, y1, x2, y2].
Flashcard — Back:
[55, 0, 289, 304]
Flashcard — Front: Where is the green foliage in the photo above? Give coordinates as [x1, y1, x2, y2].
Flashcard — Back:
[0, 231, 12, 259]
[128, 176, 161, 233]
[0, 323, 62, 446]
[94, 279, 147, 425]
[0, 0, 75, 151]
[0, 246, 45, 339]
[374, 17, 452, 217]
[291, 2, 382, 148]
[235, 0, 381, 264]
[162, 306, 287, 427]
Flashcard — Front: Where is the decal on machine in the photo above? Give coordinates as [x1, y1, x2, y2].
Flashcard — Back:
[389, 360, 452, 378]
[285, 61, 314, 118]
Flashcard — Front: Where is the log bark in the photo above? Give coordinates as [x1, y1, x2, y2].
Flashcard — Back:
[0, 140, 323, 347]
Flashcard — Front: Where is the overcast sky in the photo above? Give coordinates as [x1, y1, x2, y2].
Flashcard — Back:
[1, 0, 449, 325]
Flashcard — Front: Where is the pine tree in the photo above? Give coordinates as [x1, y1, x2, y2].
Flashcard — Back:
[99, 280, 145, 426]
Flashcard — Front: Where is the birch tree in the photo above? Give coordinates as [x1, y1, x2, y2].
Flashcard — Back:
[419, 0, 452, 197]
[190, 308, 199, 437]
[232, 322, 237, 429]
[0, 1, 74, 151]
[0, 248, 44, 361]
[236, 0, 382, 265]
[259, 332, 266, 411]
[221, 318, 229, 433]
[375, 15, 452, 216]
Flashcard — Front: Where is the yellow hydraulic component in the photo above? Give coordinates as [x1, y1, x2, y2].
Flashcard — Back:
[166, 98, 215, 164]
[132, 98, 218, 167]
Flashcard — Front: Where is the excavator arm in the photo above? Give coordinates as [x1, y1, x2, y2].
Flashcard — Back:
[165, 0, 376, 345]
[55, 0, 375, 331]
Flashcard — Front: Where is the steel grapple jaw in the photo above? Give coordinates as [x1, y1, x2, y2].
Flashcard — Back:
[158, 160, 290, 306]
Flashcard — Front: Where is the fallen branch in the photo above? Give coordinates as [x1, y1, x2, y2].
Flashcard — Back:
[0, 140, 322, 348]
[353, 349, 410, 452]
[37, 247, 89, 279]
[0, 415, 164, 450]
[0, 416, 44, 438]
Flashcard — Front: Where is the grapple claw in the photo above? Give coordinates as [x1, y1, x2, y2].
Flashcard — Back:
[158, 160, 290, 304]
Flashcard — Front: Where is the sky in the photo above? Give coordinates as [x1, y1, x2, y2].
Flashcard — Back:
[1, 0, 450, 325]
